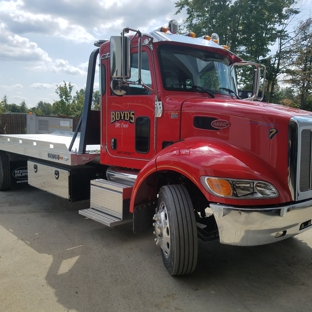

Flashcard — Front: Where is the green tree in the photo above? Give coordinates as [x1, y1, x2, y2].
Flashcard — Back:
[92, 90, 100, 110]
[0, 99, 28, 113]
[19, 100, 28, 113]
[71, 88, 85, 117]
[71, 88, 100, 116]
[176, 0, 297, 62]
[32, 101, 54, 116]
[261, 7, 299, 102]
[53, 81, 74, 116]
[275, 87, 300, 108]
[176, 0, 300, 97]
[284, 18, 312, 110]
[0, 98, 4, 114]
[1, 95, 8, 113]
[6, 103, 19, 112]
[176, 0, 239, 51]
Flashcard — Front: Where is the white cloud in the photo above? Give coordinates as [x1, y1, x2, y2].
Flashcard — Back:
[46, 59, 86, 76]
[0, 0, 189, 105]
[0, 23, 86, 77]
[0, 0, 95, 43]
[10, 95, 27, 101]
[0, 23, 50, 62]
[78, 62, 89, 72]
[0, 84, 23, 90]
[55, 18, 95, 43]
[30, 83, 56, 89]
[1, 0, 186, 39]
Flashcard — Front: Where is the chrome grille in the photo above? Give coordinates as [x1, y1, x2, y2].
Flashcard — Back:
[290, 116, 312, 201]
[300, 129, 312, 192]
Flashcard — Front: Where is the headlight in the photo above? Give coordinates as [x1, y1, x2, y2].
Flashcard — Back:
[200, 176, 279, 199]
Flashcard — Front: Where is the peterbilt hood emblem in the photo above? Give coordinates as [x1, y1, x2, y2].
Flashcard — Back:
[269, 128, 278, 139]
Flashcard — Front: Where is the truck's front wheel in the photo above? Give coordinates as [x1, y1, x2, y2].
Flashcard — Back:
[0, 151, 11, 191]
[153, 185, 198, 275]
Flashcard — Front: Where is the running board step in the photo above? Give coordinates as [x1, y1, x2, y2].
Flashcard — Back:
[79, 208, 132, 227]
[79, 179, 133, 227]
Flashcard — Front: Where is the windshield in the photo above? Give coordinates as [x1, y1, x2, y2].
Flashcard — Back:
[158, 45, 236, 95]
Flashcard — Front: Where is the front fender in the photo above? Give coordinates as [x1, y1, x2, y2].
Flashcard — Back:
[155, 137, 291, 205]
[130, 137, 291, 212]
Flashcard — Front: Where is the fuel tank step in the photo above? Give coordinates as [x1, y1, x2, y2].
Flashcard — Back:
[79, 208, 132, 227]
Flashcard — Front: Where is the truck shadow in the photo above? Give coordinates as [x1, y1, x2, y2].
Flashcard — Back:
[1, 187, 312, 311]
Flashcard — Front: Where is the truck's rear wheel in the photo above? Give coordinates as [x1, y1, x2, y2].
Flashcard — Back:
[153, 185, 198, 275]
[0, 151, 11, 191]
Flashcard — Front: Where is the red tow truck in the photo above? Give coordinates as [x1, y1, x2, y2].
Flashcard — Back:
[1, 20, 312, 275]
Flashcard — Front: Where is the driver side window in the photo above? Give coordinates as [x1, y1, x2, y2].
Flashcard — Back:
[127, 52, 151, 95]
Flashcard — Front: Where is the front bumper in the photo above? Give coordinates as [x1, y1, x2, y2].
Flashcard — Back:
[209, 200, 312, 246]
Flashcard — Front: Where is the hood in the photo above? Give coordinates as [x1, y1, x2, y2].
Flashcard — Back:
[174, 95, 312, 119]
[164, 95, 312, 191]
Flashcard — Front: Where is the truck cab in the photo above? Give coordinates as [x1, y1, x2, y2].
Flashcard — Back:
[99, 25, 246, 169]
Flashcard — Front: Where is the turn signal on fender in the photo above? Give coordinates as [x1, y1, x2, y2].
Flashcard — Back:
[206, 178, 233, 197]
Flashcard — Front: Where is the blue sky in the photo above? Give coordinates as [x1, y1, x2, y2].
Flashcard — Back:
[0, 0, 311, 109]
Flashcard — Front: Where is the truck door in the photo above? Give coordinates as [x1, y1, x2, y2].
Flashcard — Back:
[106, 49, 155, 164]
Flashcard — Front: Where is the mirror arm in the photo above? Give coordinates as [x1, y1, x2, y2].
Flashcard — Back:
[121, 28, 130, 81]
[137, 31, 142, 84]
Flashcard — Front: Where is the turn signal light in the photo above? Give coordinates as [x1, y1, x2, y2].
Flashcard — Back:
[160, 27, 168, 33]
[201, 176, 279, 199]
[206, 178, 233, 197]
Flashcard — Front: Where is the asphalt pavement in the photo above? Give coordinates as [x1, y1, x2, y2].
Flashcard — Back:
[1, 186, 312, 312]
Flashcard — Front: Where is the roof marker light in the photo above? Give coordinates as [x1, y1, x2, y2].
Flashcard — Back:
[187, 31, 196, 38]
[203, 35, 211, 40]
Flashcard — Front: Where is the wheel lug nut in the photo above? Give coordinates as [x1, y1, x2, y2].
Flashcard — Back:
[155, 238, 162, 246]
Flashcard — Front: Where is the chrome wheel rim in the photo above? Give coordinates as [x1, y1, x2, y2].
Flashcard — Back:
[153, 202, 170, 258]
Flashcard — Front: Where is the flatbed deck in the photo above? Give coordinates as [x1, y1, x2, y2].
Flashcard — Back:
[0, 131, 100, 166]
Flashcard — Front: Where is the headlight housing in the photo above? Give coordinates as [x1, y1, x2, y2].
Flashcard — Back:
[200, 176, 279, 199]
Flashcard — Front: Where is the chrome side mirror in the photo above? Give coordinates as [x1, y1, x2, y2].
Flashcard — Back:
[110, 36, 130, 79]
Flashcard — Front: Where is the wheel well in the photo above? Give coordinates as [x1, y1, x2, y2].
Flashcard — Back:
[133, 170, 219, 240]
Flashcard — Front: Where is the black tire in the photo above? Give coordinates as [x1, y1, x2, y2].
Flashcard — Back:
[154, 185, 198, 275]
[0, 151, 11, 191]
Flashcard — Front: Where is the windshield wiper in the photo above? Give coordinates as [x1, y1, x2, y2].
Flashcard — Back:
[219, 87, 239, 99]
[192, 85, 215, 98]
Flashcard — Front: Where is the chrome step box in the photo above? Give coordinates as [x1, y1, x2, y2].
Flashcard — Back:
[79, 208, 132, 227]
[79, 179, 133, 227]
